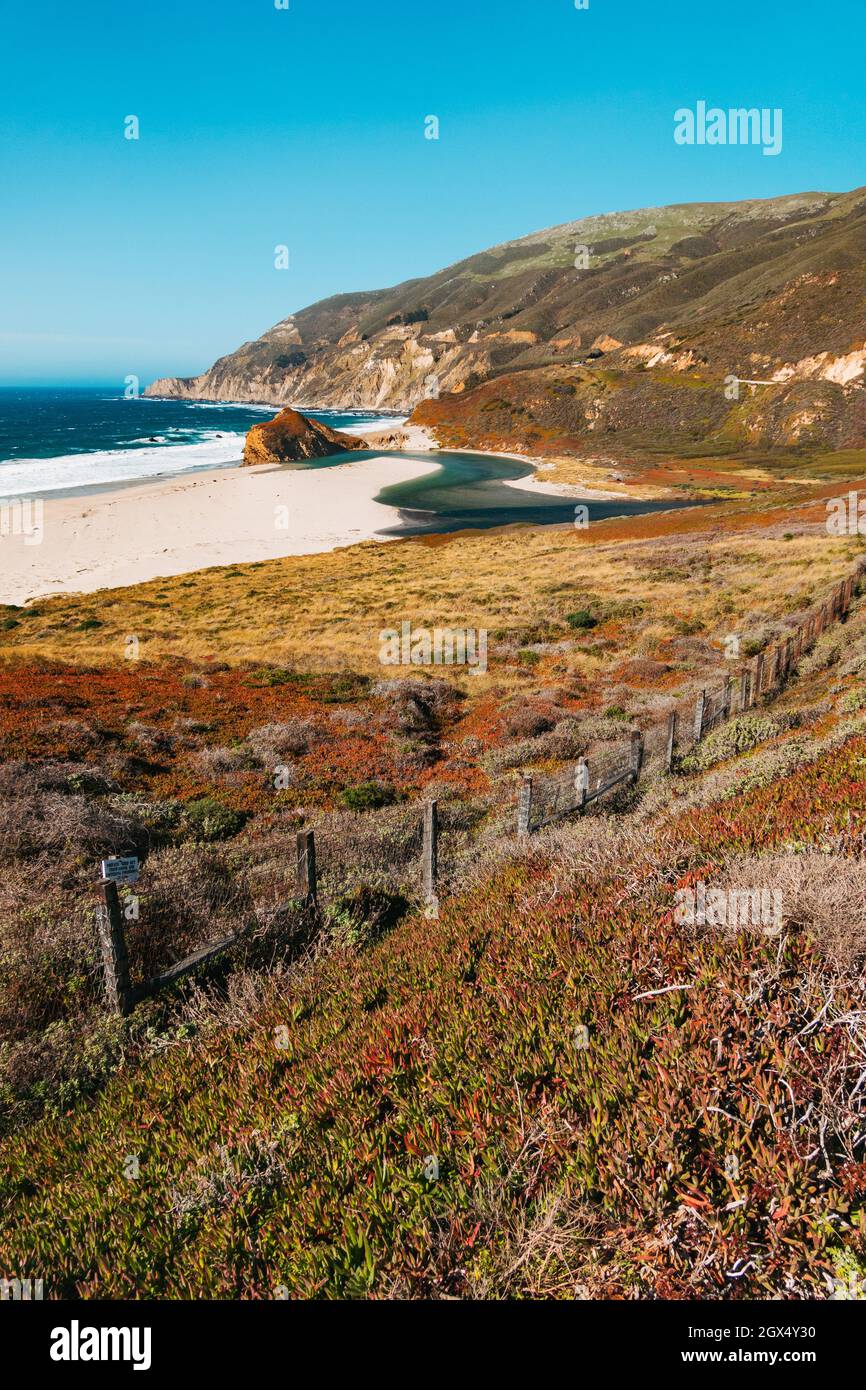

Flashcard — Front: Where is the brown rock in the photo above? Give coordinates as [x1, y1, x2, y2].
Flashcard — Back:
[242, 408, 367, 465]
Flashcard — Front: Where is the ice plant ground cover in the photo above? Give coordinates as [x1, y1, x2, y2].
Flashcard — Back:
[0, 506, 865, 1296]
[0, 733, 864, 1298]
[0, 490, 864, 1298]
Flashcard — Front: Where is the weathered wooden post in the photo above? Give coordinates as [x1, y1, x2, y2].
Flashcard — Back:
[96, 881, 133, 1016]
[739, 670, 751, 714]
[296, 829, 317, 907]
[793, 626, 802, 664]
[722, 674, 733, 721]
[768, 646, 780, 689]
[784, 635, 794, 675]
[422, 799, 439, 918]
[575, 757, 589, 809]
[841, 577, 853, 620]
[629, 730, 644, 782]
[517, 775, 533, 835]
[754, 652, 765, 701]
[664, 711, 678, 774]
[693, 690, 706, 743]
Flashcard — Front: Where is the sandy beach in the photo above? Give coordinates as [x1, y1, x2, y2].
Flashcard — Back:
[0, 417, 631, 607]
[1, 451, 442, 606]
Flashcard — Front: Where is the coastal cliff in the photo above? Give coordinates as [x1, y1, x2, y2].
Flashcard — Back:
[147, 185, 866, 459]
[242, 408, 366, 465]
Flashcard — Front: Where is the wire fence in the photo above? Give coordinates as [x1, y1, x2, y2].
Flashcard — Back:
[93, 563, 864, 1015]
[517, 564, 862, 834]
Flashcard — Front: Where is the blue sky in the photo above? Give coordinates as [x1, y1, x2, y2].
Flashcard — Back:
[2, 0, 865, 385]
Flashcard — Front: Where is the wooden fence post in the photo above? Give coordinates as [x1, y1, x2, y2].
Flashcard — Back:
[722, 674, 733, 721]
[517, 776, 533, 835]
[768, 646, 780, 689]
[784, 635, 794, 675]
[693, 690, 706, 743]
[97, 881, 133, 1016]
[296, 829, 317, 907]
[739, 670, 750, 714]
[664, 712, 678, 773]
[793, 626, 802, 664]
[753, 652, 764, 701]
[422, 800, 439, 918]
[575, 757, 589, 809]
[630, 730, 644, 782]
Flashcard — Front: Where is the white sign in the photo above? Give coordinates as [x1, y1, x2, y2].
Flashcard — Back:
[101, 856, 140, 885]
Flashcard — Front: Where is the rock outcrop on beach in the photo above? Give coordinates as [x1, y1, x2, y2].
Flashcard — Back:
[242, 408, 366, 465]
[148, 185, 866, 459]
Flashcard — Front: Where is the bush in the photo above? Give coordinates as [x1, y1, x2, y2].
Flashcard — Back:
[324, 886, 408, 950]
[679, 714, 794, 774]
[245, 721, 315, 763]
[503, 706, 556, 739]
[182, 797, 247, 842]
[565, 610, 597, 630]
[194, 746, 254, 777]
[339, 781, 397, 812]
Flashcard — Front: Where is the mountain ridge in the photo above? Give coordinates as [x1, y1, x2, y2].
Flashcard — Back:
[145, 185, 866, 458]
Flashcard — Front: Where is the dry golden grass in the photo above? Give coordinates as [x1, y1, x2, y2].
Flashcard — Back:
[1, 490, 861, 690]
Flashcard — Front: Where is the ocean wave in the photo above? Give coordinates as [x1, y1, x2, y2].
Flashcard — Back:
[145, 399, 279, 413]
[0, 434, 247, 497]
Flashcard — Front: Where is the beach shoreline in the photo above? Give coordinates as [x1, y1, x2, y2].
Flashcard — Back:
[0, 451, 443, 607]
[0, 417, 641, 606]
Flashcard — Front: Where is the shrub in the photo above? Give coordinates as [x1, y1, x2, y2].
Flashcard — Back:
[841, 689, 866, 714]
[503, 706, 556, 739]
[194, 746, 254, 777]
[182, 797, 247, 842]
[245, 668, 299, 687]
[126, 722, 174, 756]
[565, 610, 597, 630]
[679, 713, 796, 774]
[324, 886, 408, 949]
[339, 781, 397, 812]
[245, 721, 315, 763]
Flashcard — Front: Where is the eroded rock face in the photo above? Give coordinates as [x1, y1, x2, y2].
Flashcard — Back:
[242, 408, 366, 465]
[146, 186, 866, 454]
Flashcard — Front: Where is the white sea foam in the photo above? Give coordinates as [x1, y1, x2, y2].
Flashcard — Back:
[348, 416, 409, 434]
[0, 403, 404, 498]
[0, 432, 247, 496]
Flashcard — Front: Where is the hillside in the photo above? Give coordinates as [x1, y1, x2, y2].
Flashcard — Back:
[1, 494, 865, 1296]
[146, 186, 866, 460]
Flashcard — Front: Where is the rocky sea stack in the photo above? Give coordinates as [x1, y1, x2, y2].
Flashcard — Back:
[242, 408, 366, 465]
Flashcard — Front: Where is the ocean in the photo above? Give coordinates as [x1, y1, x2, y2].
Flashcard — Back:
[0, 387, 399, 497]
[0, 386, 697, 538]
